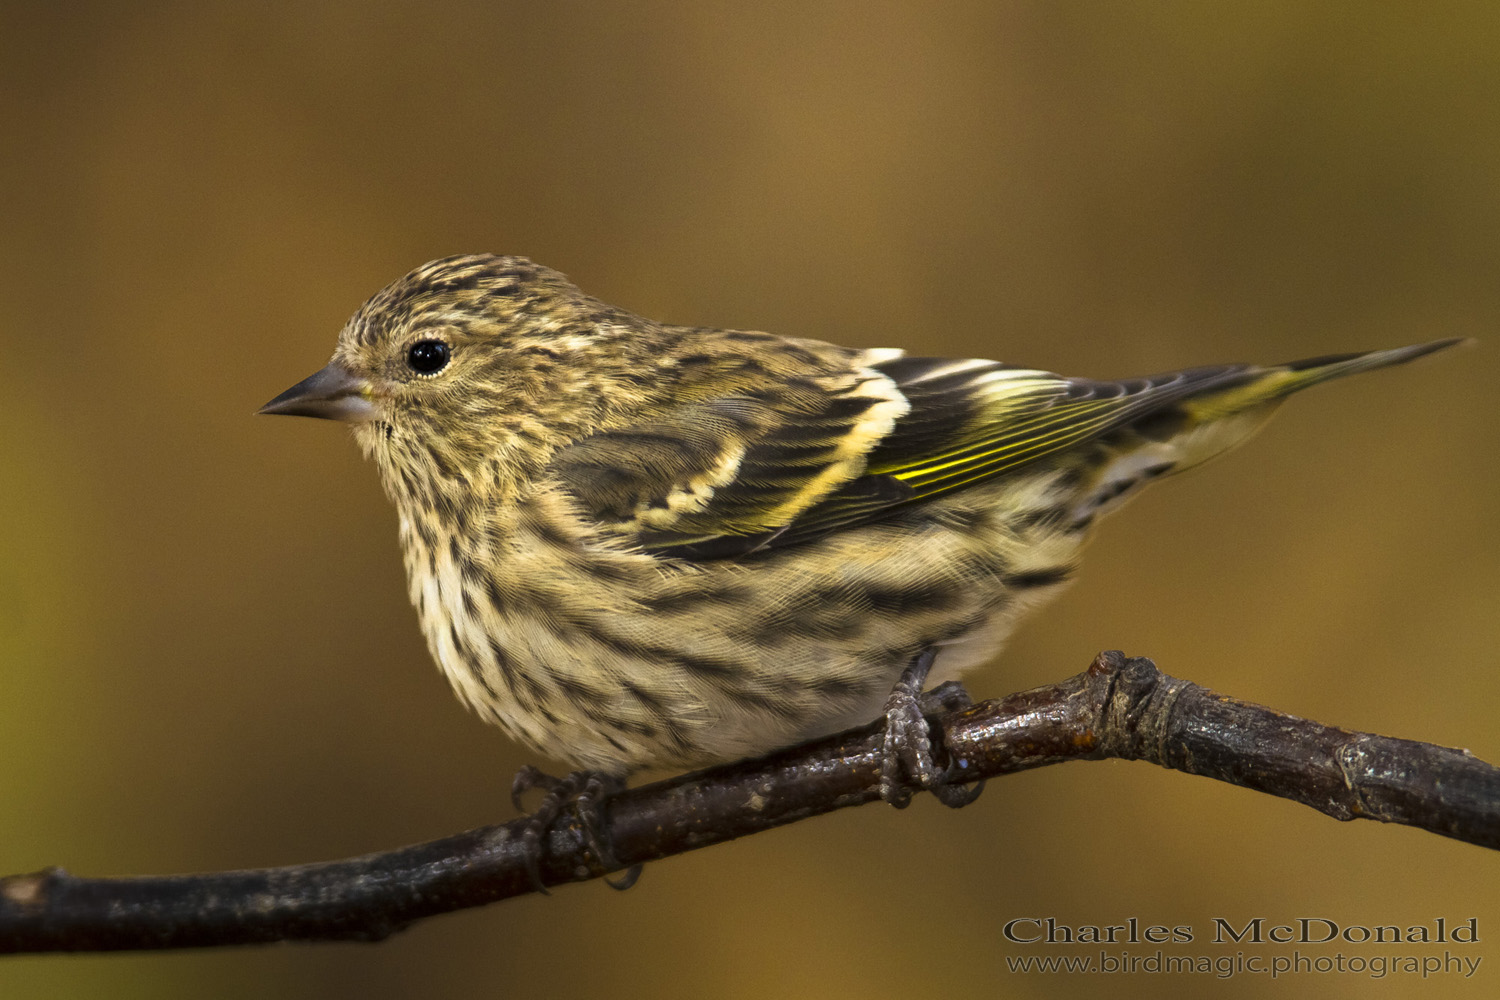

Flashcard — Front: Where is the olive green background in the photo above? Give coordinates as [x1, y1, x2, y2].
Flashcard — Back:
[2, 3, 1497, 998]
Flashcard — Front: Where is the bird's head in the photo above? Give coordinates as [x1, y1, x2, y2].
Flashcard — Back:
[261, 254, 660, 501]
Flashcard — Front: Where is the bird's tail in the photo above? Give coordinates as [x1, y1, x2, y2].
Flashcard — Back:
[1180, 338, 1466, 424]
[1070, 338, 1466, 526]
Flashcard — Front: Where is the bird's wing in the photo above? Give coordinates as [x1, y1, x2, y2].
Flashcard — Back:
[549, 366, 912, 553]
[550, 353, 1259, 559]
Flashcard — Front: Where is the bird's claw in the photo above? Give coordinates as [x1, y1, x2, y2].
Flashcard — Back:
[510, 766, 643, 893]
[878, 649, 985, 809]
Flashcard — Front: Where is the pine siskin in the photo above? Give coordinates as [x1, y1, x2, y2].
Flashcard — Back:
[261, 254, 1459, 807]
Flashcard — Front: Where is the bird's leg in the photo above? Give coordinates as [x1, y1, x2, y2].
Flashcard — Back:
[510, 766, 643, 892]
[878, 648, 986, 809]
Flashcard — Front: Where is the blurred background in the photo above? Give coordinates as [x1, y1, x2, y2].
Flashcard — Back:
[2, 3, 1497, 998]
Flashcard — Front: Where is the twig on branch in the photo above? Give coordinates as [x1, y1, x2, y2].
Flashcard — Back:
[3, 651, 1497, 954]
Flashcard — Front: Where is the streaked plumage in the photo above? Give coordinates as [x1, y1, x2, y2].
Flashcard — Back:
[261, 254, 1460, 777]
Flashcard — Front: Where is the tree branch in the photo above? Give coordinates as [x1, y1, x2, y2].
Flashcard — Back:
[3, 651, 1497, 954]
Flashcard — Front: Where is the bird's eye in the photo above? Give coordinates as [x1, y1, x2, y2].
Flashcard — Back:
[406, 339, 451, 375]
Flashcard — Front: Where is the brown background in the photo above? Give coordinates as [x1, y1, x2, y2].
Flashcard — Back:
[2, 3, 1497, 998]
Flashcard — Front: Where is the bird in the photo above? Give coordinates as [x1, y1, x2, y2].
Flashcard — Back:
[260, 253, 1459, 821]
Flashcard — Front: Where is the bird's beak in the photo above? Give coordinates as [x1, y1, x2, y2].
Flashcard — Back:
[258, 362, 377, 422]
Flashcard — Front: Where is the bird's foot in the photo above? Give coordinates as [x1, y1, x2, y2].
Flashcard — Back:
[510, 765, 642, 893]
[878, 648, 985, 809]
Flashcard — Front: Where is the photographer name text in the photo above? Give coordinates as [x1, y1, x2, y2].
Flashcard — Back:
[1002, 917, 1479, 946]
